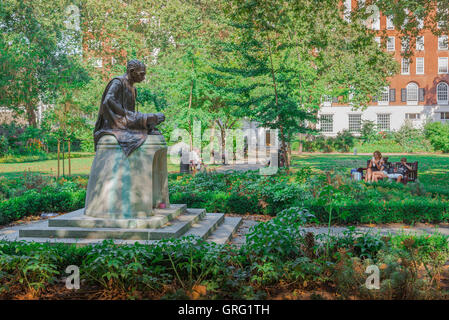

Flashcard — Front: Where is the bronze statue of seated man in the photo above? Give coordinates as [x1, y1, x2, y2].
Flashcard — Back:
[93, 59, 165, 156]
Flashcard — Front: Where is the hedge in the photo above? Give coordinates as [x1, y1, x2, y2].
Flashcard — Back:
[2, 188, 448, 226]
[303, 199, 449, 224]
[0, 189, 86, 225]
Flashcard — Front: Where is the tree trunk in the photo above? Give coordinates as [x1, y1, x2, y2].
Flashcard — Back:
[26, 103, 37, 127]
[210, 122, 216, 165]
[220, 127, 226, 165]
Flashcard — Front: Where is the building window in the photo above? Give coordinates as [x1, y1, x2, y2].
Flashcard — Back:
[348, 114, 362, 133]
[320, 114, 333, 133]
[416, 36, 424, 51]
[377, 114, 390, 131]
[378, 86, 389, 105]
[441, 112, 449, 120]
[439, 57, 449, 74]
[405, 113, 421, 120]
[386, 15, 394, 30]
[416, 57, 425, 74]
[401, 58, 410, 74]
[406, 83, 419, 102]
[438, 36, 448, 50]
[387, 37, 395, 51]
[437, 82, 449, 105]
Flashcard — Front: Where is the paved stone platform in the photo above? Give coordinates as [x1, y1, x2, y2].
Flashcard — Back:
[1, 204, 242, 246]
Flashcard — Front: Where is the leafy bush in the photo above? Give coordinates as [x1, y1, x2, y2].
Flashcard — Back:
[303, 198, 449, 224]
[303, 131, 355, 153]
[360, 120, 378, 144]
[333, 130, 355, 152]
[0, 152, 94, 164]
[425, 121, 449, 153]
[0, 185, 86, 225]
[0, 222, 448, 299]
[393, 121, 431, 153]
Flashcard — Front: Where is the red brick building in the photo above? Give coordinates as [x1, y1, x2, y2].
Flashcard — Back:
[319, 0, 449, 135]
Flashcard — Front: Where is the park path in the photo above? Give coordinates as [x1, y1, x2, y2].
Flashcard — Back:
[2, 214, 448, 246]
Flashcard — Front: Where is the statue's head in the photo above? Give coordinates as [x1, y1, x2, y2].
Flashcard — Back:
[127, 59, 146, 83]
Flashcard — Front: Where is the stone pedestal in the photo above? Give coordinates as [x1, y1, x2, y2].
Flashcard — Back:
[84, 134, 169, 219]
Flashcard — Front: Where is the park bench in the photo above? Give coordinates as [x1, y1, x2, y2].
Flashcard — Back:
[357, 160, 418, 184]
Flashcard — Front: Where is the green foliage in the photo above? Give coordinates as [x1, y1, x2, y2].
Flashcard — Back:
[1, 223, 448, 299]
[424, 121, 449, 153]
[304, 198, 449, 224]
[0, 123, 86, 156]
[393, 121, 431, 153]
[0, 0, 89, 126]
[244, 207, 314, 261]
[0, 152, 93, 164]
[333, 130, 356, 153]
[303, 131, 355, 153]
[360, 120, 378, 144]
[0, 180, 86, 225]
[0, 136, 8, 156]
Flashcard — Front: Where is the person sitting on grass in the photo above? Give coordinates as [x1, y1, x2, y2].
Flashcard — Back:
[387, 157, 413, 183]
[365, 150, 385, 182]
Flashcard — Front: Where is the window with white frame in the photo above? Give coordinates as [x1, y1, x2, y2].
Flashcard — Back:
[441, 112, 449, 120]
[378, 86, 389, 105]
[387, 37, 395, 51]
[416, 36, 424, 51]
[439, 57, 449, 74]
[406, 83, 419, 102]
[416, 57, 425, 74]
[405, 113, 421, 120]
[439, 36, 448, 50]
[320, 114, 333, 133]
[348, 114, 362, 133]
[401, 58, 410, 74]
[377, 114, 390, 131]
[437, 82, 449, 105]
[386, 15, 394, 30]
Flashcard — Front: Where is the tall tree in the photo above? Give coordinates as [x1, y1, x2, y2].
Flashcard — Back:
[0, 0, 87, 127]
[213, 0, 397, 167]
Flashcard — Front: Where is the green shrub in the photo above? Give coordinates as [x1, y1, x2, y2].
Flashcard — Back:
[0, 187, 86, 225]
[333, 130, 355, 152]
[360, 120, 378, 144]
[225, 191, 261, 214]
[303, 198, 449, 224]
[425, 121, 449, 153]
[393, 121, 431, 153]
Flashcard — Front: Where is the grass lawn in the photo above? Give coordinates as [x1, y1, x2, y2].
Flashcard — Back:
[0, 156, 181, 179]
[2, 152, 448, 191]
[291, 153, 449, 190]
